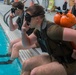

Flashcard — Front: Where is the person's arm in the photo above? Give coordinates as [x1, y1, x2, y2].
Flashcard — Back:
[47, 25, 76, 45]
[9, 13, 18, 31]
[63, 28, 76, 45]
[21, 21, 37, 49]
[63, 28, 76, 59]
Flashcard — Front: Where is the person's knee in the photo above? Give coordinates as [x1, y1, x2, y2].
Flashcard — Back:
[56, 65, 67, 75]
[22, 59, 32, 71]
[30, 68, 38, 75]
[30, 62, 67, 75]
[12, 43, 20, 50]
[50, 62, 67, 75]
[10, 41, 14, 47]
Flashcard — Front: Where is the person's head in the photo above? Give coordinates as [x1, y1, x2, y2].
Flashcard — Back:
[25, 4, 45, 29]
[11, 1, 24, 16]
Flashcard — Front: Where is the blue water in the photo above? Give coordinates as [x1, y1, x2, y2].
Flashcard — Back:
[0, 26, 21, 75]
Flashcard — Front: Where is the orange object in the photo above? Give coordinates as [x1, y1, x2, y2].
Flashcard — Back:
[54, 12, 62, 25]
[14, 0, 18, 2]
[66, 12, 76, 25]
[60, 12, 76, 27]
[54, 10, 76, 27]
[60, 15, 71, 27]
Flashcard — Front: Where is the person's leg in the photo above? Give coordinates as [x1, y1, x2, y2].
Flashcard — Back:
[10, 40, 25, 60]
[30, 62, 67, 75]
[6, 39, 26, 63]
[0, 38, 21, 57]
[21, 54, 51, 75]
[21, 71, 30, 75]
[9, 38, 21, 53]
[21, 54, 67, 75]
[0, 38, 25, 64]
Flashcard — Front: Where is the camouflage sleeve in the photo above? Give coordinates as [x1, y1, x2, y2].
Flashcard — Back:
[47, 25, 63, 40]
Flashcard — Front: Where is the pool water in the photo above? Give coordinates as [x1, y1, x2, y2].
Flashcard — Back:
[0, 26, 21, 75]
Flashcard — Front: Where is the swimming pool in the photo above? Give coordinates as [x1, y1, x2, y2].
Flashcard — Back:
[0, 26, 21, 75]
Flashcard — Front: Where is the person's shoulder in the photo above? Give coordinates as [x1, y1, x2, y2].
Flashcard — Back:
[47, 22, 63, 32]
[47, 23, 63, 40]
[46, 21, 59, 30]
[47, 21, 55, 26]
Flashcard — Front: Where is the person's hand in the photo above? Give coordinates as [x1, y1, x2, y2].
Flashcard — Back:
[9, 13, 15, 19]
[22, 21, 30, 32]
[71, 49, 76, 59]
